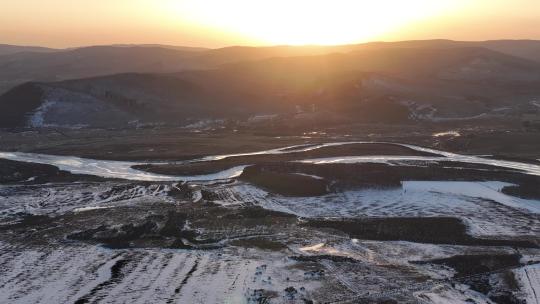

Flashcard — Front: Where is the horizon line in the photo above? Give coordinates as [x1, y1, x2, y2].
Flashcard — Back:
[3, 38, 540, 51]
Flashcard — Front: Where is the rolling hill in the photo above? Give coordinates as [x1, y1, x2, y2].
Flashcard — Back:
[0, 44, 58, 56]
[1, 45, 540, 129]
[2, 40, 540, 95]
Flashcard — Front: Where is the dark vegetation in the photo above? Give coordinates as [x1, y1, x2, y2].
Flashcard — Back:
[0, 83, 44, 127]
[239, 160, 540, 196]
[419, 254, 523, 277]
[502, 180, 540, 200]
[0, 130, 311, 161]
[0, 159, 106, 184]
[290, 255, 358, 263]
[230, 237, 287, 251]
[0, 214, 53, 231]
[241, 162, 402, 192]
[240, 169, 329, 196]
[0, 204, 298, 249]
[303, 217, 538, 248]
[167, 182, 194, 200]
[67, 210, 227, 249]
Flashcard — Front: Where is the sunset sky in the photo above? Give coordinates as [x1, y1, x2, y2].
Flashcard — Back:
[2, 0, 540, 48]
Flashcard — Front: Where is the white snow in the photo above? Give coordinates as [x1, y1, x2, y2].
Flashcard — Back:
[514, 264, 540, 304]
[225, 181, 540, 237]
[298, 142, 540, 176]
[433, 131, 461, 137]
[2, 142, 540, 183]
[27, 100, 58, 128]
[297, 155, 443, 165]
[0, 182, 173, 218]
[293, 173, 325, 180]
[0, 152, 247, 182]
[415, 284, 492, 304]
[1, 141, 539, 303]
[404, 181, 540, 214]
[73, 206, 112, 213]
[0, 242, 325, 304]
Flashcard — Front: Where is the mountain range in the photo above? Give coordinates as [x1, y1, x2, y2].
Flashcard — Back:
[1, 40, 540, 128]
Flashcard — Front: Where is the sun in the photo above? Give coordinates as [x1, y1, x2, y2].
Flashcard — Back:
[166, 0, 464, 45]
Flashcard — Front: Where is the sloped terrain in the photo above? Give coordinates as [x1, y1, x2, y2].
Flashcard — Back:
[2, 39, 540, 95]
[2, 37, 540, 304]
[2, 46, 540, 128]
[0, 44, 57, 55]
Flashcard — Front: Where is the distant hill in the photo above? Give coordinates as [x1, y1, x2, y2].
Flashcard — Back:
[0, 45, 211, 94]
[2, 46, 539, 129]
[0, 44, 58, 56]
[108, 44, 210, 52]
[1, 40, 540, 95]
[478, 40, 540, 63]
[354, 40, 540, 63]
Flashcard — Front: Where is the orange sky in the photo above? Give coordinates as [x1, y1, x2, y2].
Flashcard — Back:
[1, 0, 539, 48]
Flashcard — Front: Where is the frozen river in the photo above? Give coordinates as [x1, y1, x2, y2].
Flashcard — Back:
[1, 142, 539, 181]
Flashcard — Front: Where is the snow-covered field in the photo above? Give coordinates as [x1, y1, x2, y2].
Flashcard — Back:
[0, 182, 173, 218]
[0, 141, 539, 303]
[0, 242, 325, 304]
[219, 180, 540, 238]
[514, 264, 540, 304]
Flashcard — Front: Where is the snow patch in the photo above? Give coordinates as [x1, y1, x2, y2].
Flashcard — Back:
[514, 263, 540, 304]
[433, 131, 461, 137]
[225, 181, 540, 237]
[27, 100, 58, 127]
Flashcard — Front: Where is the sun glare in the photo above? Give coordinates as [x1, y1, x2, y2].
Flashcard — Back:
[166, 0, 464, 45]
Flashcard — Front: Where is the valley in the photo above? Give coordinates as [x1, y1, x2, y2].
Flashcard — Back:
[1, 39, 540, 303]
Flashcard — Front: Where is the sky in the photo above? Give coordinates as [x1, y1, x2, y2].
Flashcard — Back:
[1, 0, 539, 48]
